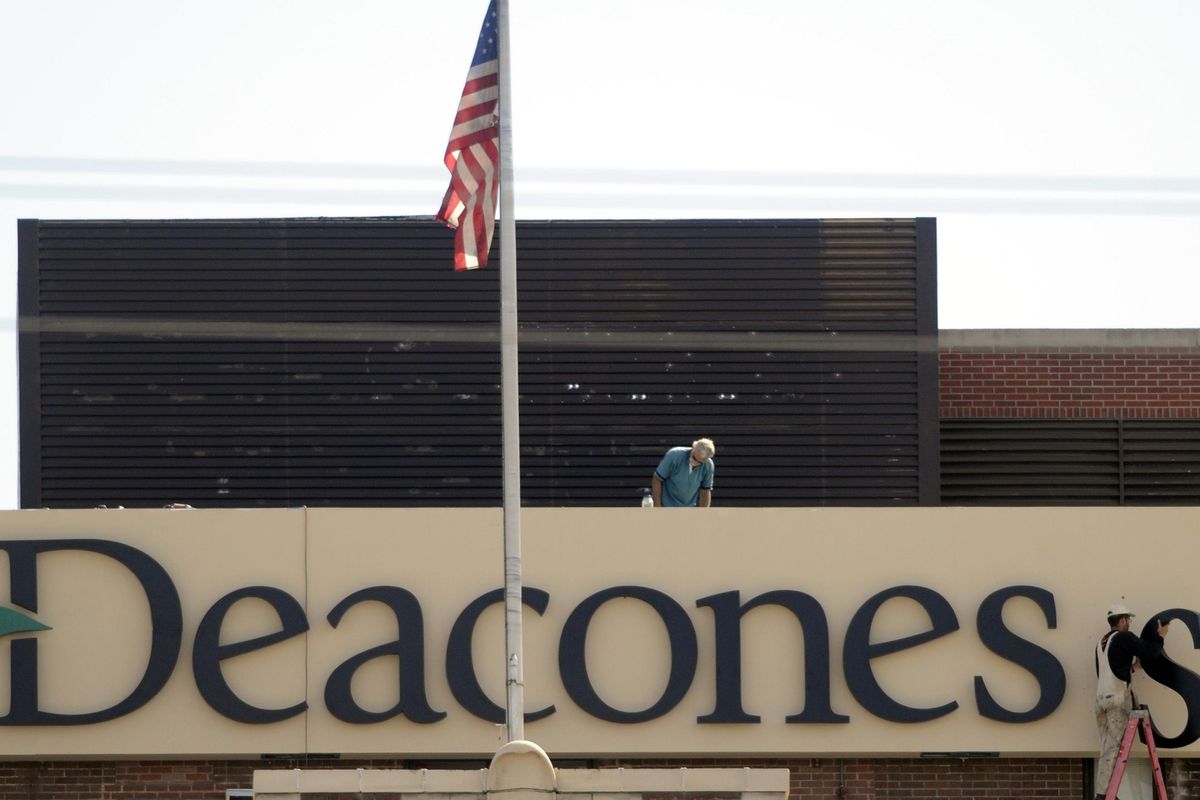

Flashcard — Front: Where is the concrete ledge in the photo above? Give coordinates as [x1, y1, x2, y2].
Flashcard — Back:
[254, 765, 789, 800]
[254, 770, 301, 794]
[553, 771, 617, 793]
[360, 771, 433, 793]
[683, 768, 790, 792]
[554, 767, 788, 794]
[296, 769, 361, 793]
[254, 769, 489, 797]
[427, 771, 490, 793]
[940, 328, 1200, 349]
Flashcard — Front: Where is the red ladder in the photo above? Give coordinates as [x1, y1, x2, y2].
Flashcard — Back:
[1104, 706, 1169, 800]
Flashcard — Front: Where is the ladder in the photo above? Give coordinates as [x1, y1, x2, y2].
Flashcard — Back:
[1104, 706, 1169, 800]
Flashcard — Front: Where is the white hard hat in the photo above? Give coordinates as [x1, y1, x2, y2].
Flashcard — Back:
[1106, 603, 1135, 620]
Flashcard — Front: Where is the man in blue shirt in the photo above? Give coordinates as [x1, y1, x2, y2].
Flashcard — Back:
[652, 438, 715, 507]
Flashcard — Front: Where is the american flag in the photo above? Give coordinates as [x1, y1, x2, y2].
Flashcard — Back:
[436, 0, 500, 271]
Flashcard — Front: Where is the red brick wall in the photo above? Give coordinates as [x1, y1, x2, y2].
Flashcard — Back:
[0, 757, 1094, 800]
[940, 331, 1200, 419]
[0, 741, 1195, 798]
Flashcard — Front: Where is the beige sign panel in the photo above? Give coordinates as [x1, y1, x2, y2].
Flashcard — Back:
[1, 506, 1198, 758]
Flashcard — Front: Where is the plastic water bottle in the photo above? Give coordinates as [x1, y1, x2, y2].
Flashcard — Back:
[641, 490, 654, 508]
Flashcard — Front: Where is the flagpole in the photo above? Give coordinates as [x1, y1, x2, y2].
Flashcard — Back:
[496, 0, 524, 744]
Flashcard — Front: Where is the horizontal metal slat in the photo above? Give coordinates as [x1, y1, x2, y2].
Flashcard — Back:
[25, 217, 929, 508]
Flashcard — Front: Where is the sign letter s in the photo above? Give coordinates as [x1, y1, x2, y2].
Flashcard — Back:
[1139, 610, 1200, 748]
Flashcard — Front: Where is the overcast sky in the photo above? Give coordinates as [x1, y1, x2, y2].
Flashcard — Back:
[1, 0, 1199, 507]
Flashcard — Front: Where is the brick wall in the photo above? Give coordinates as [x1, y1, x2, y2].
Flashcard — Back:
[0, 745, 1161, 798]
[1166, 757, 1200, 798]
[0, 759, 289, 800]
[8, 756, 1191, 800]
[0, 757, 1097, 800]
[940, 330, 1200, 419]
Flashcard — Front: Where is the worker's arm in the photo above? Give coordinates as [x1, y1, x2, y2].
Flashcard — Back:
[652, 474, 663, 507]
[698, 489, 712, 507]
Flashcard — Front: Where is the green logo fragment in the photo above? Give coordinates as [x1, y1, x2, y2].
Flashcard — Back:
[0, 606, 51, 637]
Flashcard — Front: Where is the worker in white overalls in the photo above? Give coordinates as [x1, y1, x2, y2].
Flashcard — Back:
[1094, 603, 1169, 800]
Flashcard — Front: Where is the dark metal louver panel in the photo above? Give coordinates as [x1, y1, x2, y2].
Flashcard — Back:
[1122, 420, 1200, 504]
[941, 418, 1200, 505]
[941, 419, 1121, 504]
[20, 217, 938, 508]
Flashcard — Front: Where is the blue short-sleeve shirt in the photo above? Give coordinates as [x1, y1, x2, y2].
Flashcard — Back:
[655, 447, 714, 507]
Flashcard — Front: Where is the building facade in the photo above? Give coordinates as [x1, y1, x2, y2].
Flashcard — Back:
[9, 219, 1200, 799]
[4, 333, 1200, 798]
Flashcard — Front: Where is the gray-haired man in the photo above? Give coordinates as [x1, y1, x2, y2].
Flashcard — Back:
[651, 438, 715, 508]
